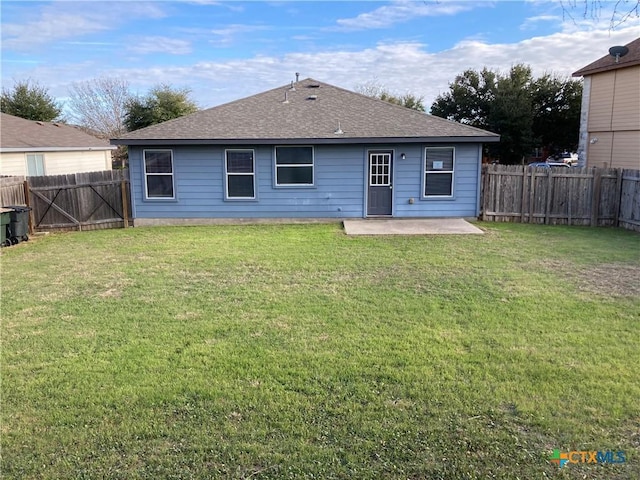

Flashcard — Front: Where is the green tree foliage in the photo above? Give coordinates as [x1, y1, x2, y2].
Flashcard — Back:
[379, 92, 426, 112]
[431, 68, 496, 129]
[488, 65, 535, 163]
[355, 81, 426, 111]
[430, 65, 582, 164]
[1, 80, 62, 122]
[124, 85, 199, 132]
[530, 74, 582, 155]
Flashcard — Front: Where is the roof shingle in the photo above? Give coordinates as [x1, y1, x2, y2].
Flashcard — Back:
[573, 37, 640, 77]
[1, 113, 113, 151]
[113, 78, 498, 145]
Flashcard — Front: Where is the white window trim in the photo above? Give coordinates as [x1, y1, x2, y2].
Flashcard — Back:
[369, 151, 392, 187]
[274, 145, 314, 187]
[423, 147, 455, 198]
[225, 149, 256, 200]
[26, 153, 46, 176]
[143, 149, 175, 200]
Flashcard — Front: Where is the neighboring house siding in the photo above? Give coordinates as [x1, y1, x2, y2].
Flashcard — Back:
[0, 150, 111, 176]
[0, 153, 26, 176]
[611, 67, 640, 131]
[129, 143, 482, 221]
[587, 71, 616, 131]
[585, 65, 640, 168]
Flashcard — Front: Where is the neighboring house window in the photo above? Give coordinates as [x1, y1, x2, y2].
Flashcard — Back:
[26, 154, 45, 176]
[424, 147, 455, 197]
[144, 150, 174, 199]
[275, 146, 313, 186]
[225, 149, 255, 199]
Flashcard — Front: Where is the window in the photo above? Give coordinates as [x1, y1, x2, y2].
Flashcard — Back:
[424, 147, 454, 197]
[225, 149, 255, 199]
[26, 154, 45, 176]
[144, 150, 174, 199]
[275, 146, 313, 186]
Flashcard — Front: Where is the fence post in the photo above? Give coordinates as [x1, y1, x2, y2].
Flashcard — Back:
[591, 168, 602, 227]
[23, 179, 34, 235]
[121, 178, 129, 228]
[481, 164, 489, 221]
[544, 169, 553, 225]
[520, 166, 527, 223]
[613, 169, 623, 227]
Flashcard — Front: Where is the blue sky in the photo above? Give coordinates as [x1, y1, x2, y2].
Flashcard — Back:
[1, 1, 638, 113]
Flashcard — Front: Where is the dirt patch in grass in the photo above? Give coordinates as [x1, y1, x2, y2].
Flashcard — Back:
[543, 260, 640, 297]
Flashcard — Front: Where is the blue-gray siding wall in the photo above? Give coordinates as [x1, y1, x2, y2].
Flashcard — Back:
[129, 143, 482, 219]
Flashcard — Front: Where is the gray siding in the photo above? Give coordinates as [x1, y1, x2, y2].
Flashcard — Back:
[129, 143, 481, 220]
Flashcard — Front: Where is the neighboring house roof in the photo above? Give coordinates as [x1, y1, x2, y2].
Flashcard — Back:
[573, 37, 640, 76]
[113, 78, 499, 146]
[0, 113, 115, 152]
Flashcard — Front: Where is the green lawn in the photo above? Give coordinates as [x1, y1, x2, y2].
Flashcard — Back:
[1, 222, 639, 479]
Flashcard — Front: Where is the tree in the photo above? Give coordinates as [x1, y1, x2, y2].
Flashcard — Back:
[67, 77, 131, 139]
[530, 74, 582, 155]
[380, 92, 426, 112]
[1, 80, 62, 121]
[355, 80, 426, 111]
[430, 68, 496, 129]
[488, 65, 534, 163]
[430, 65, 582, 164]
[124, 85, 199, 132]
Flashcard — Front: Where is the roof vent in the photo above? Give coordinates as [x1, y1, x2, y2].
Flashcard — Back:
[36, 121, 44, 126]
[289, 81, 295, 91]
[307, 95, 318, 101]
[334, 121, 344, 135]
[307, 84, 320, 88]
[283, 91, 289, 104]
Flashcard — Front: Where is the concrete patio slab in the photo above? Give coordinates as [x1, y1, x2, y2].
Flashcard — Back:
[343, 218, 484, 235]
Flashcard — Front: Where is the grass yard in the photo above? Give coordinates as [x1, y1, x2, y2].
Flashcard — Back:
[1, 222, 639, 479]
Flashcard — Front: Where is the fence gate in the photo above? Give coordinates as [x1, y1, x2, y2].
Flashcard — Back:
[27, 170, 131, 232]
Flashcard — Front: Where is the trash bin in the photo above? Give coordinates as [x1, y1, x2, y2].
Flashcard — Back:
[5, 205, 31, 244]
[1, 207, 13, 247]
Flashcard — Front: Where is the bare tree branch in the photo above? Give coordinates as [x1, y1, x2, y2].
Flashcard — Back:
[67, 77, 131, 139]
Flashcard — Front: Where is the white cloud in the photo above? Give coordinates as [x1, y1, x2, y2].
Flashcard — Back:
[209, 24, 269, 45]
[520, 14, 561, 30]
[333, 0, 487, 31]
[1, 1, 166, 51]
[127, 37, 192, 55]
[5, 24, 638, 116]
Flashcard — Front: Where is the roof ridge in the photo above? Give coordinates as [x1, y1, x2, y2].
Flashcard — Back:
[114, 77, 499, 142]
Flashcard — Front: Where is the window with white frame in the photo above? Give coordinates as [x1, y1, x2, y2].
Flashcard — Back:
[144, 150, 174, 199]
[26, 154, 45, 176]
[424, 147, 454, 197]
[225, 149, 255, 199]
[275, 146, 313, 186]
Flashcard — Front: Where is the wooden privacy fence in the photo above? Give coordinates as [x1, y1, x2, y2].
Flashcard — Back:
[1, 170, 131, 232]
[1, 176, 27, 206]
[481, 165, 640, 231]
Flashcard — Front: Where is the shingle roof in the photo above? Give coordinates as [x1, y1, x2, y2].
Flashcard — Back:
[0, 113, 114, 151]
[573, 37, 640, 77]
[113, 78, 499, 145]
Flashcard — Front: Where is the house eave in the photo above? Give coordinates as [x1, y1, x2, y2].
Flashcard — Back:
[0, 146, 116, 153]
[111, 136, 500, 146]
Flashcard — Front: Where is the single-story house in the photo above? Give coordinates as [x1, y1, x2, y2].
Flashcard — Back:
[0, 113, 115, 176]
[573, 37, 640, 169]
[112, 78, 499, 225]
